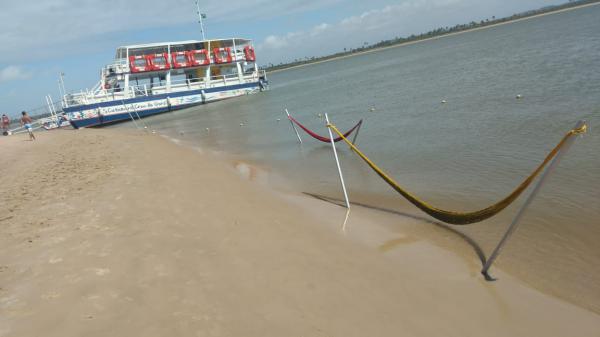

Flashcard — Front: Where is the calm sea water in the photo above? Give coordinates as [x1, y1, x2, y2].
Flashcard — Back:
[116, 6, 600, 310]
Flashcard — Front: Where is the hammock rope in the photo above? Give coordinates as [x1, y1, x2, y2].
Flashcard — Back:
[288, 115, 362, 143]
[327, 122, 587, 225]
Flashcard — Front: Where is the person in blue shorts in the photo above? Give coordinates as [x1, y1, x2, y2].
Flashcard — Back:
[20, 111, 35, 141]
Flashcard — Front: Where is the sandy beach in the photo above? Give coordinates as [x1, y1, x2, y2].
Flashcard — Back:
[1, 129, 599, 336]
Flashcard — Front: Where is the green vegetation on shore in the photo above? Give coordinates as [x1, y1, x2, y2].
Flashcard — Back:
[262, 0, 599, 72]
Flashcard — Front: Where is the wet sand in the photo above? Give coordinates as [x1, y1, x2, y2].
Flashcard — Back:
[0, 129, 599, 336]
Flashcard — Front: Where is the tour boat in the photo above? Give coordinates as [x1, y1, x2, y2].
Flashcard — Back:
[63, 38, 268, 128]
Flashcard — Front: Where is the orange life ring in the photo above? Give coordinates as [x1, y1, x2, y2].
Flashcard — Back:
[129, 55, 150, 73]
[213, 47, 232, 64]
[171, 51, 191, 68]
[147, 53, 171, 71]
[244, 46, 256, 62]
[187, 49, 210, 66]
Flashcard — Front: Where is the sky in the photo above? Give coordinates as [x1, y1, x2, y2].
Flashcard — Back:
[0, 0, 565, 117]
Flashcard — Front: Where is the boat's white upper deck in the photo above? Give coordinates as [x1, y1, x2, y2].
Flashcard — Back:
[115, 38, 252, 58]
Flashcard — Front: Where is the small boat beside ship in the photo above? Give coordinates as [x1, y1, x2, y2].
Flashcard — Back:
[63, 38, 268, 128]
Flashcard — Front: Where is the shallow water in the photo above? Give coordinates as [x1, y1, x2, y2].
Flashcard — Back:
[115, 6, 600, 312]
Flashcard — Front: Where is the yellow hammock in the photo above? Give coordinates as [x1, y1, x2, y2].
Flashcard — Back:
[327, 122, 587, 225]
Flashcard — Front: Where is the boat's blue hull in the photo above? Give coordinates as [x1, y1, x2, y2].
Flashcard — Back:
[66, 81, 262, 129]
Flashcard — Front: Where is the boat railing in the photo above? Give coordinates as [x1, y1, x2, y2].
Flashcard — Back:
[67, 89, 129, 105]
[103, 59, 130, 75]
[91, 80, 104, 95]
[132, 72, 259, 94]
[66, 70, 261, 105]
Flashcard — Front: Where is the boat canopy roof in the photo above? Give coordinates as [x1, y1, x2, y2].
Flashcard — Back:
[115, 38, 252, 59]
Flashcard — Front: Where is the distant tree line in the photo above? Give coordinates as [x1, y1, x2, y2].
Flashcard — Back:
[262, 0, 599, 72]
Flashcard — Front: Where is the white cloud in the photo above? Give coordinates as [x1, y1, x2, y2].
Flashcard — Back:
[0, 0, 562, 65]
[310, 23, 331, 36]
[0, 66, 32, 83]
[0, 0, 342, 63]
[256, 0, 561, 65]
[263, 35, 290, 49]
[256, 0, 468, 63]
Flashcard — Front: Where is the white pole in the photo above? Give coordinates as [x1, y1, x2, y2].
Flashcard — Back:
[48, 96, 57, 115]
[232, 39, 237, 61]
[481, 120, 586, 280]
[57, 79, 64, 99]
[45, 95, 54, 117]
[195, 0, 206, 40]
[342, 209, 350, 232]
[285, 109, 302, 144]
[325, 113, 351, 209]
[59, 73, 66, 96]
[58, 72, 68, 108]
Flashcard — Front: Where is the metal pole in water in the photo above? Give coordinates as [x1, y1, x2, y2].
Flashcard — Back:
[481, 120, 586, 280]
[325, 113, 351, 209]
[285, 108, 303, 144]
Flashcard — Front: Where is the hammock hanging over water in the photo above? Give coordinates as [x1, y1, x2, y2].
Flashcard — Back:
[288, 115, 362, 143]
[327, 122, 587, 225]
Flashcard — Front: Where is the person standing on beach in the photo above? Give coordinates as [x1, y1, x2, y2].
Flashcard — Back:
[20, 111, 36, 141]
[1, 114, 9, 132]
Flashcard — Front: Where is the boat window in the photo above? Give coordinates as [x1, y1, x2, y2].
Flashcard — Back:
[170, 74, 187, 85]
[190, 52, 208, 63]
[153, 56, 168, 66]
[174, 54, 187, 64]
[243, 64, 255, 74]
[221, 66, 238, 76]
[132, 77, 152, 89]
[133, 58, 147, 67]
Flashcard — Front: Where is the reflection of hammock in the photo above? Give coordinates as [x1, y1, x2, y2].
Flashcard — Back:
[288, 115, 362, 143]
[328, 122, 587, 225]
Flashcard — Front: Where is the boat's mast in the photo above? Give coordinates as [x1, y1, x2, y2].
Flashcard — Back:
[58, 72, 66, 98]
[58, 72, 68, 108]
[195, 0, 207, 40]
